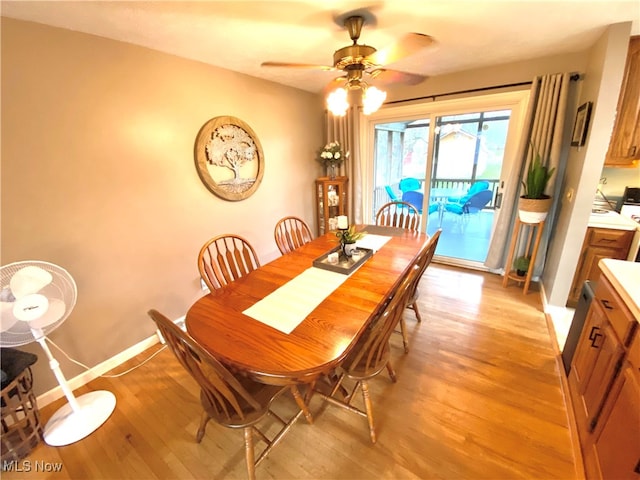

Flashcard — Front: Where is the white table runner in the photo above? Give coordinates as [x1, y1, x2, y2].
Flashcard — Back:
[243, 267, 348, 334]
[242, 234, 392, 334]
[355, 234, 391, 252]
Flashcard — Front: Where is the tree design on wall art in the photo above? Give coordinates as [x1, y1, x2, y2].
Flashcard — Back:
[194, 116, 265, 201]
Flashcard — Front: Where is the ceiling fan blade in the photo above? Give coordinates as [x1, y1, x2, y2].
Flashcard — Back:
[261, 61, 335, 71]
[368, 68, 428, 86]
[367, 32, 435, 66]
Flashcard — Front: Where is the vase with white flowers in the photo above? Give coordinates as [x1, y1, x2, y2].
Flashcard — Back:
[317, 141, 348, 179]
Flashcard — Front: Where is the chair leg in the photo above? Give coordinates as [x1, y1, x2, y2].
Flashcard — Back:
[360, 381, 377, 444]
[411, 300, 423, 323]
[411, 288, 422, 322]
[196, 410, 211, 442]
[400, 317, 409, 354]
[290, 385, 313, 424]
[386, 361, 397, 383]
[244, 427, 256, 480]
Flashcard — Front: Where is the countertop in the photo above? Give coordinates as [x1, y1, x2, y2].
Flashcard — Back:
[588, 210, 639, 230]
[599, 258, 640, 320]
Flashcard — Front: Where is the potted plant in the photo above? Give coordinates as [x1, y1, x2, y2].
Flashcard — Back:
[335, 224, 365, 257]
[514, 256, 530, 277]
[519, 144, 556, 223]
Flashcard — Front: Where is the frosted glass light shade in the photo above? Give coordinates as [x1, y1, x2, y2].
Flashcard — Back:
[326, 88, 349, 116]
[362, 86, 387, 115]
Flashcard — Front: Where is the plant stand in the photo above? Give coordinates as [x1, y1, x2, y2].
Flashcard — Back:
[502, 217, 545, 294]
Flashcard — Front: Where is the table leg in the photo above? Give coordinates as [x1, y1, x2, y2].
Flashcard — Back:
[290, 385, 313, 424]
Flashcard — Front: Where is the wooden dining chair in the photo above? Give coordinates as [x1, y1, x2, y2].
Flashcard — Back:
[398, 229, 442, 353]
[148, 310, 303, 480]
[375, 201, 420, 232]
[313, 268, 415, 443]
[198, 234, 260, 291]
[274, 216, 313, 255]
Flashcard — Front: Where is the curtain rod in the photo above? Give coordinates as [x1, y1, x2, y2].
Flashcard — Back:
[385, 73, 581, 105]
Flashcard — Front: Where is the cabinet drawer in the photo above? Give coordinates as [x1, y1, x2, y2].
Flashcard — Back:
[595, 275, 636, 345]
[587, 228, 633, 251]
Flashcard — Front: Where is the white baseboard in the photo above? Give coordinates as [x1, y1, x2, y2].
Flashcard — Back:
[35, 316, 185, 409]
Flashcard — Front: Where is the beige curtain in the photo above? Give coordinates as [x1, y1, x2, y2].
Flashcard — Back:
[484, 73, 572, 276]
[324, 106, 363, 223]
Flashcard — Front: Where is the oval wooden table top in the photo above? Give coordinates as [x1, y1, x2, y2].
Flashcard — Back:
[185, 225, 430, 385]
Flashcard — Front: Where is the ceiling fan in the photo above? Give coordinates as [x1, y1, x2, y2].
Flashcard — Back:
[261, 13, 435, 93]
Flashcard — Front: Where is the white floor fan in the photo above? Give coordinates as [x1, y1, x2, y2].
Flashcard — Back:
[0, 261, 116, 446]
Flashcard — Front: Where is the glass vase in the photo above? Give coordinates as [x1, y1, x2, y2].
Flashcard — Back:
[327, 164, 337, 180]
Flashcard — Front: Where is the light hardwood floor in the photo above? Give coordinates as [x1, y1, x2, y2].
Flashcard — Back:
[3, 264, 579, 479]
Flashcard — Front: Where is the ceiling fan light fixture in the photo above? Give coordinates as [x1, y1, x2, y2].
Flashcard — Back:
[362, 85, 386, 115]
[327, 87, 349, 116]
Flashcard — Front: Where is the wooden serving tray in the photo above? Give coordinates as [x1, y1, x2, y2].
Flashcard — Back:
[312, 245, 373, 275]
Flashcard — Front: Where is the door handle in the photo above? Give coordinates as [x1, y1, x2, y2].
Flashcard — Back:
[588, 326, 602, 348]
[601, 299, 614, 310]
[495, 192, 503, 209]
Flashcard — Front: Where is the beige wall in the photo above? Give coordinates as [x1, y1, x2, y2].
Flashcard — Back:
[543, 22, 632, 306]
[1, 18, 324, 395]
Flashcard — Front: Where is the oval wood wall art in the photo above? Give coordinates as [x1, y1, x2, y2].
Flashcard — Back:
[194, 116, 265, 201]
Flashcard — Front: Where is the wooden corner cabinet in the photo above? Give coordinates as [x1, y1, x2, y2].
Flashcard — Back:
[568, 267, 640, 479]
[604, 35, 640, 167]
[567, 227, 634, 306]
[315, 176, 348, 236]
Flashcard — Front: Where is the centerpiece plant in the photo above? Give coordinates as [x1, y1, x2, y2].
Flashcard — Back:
[335, 225, 365, 245]
[335, 225, 366, 257]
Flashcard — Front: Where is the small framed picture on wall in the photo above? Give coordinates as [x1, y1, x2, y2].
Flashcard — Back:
[571, 101, 593, 147]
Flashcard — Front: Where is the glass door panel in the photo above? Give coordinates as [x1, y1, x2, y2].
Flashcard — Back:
[371, 107, 515, 268]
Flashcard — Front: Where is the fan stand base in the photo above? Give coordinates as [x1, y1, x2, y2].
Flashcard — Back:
[43, 391, 116, 446]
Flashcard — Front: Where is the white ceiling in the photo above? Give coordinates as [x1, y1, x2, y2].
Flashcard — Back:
[2, 1, 639, 93]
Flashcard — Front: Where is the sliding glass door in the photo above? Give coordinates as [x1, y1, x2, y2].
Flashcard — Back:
[363, 91, 529, 269]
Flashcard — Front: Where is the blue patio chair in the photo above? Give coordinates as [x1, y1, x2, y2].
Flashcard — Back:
[384, 185, 400, 201]
[402, 190, 440, 216]
[402, 190, 424, 213]
[445, 189, 493, 217]
[399, 177, 421, 193]
[447, 180, 490, 204]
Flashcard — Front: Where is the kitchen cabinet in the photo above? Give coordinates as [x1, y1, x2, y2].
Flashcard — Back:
[604, 35, 640, 167]
[568, 227, 634, 306]
[315, 176, 348, 236]
[589, 337, 640, 480]
[568, 265, 639, 480]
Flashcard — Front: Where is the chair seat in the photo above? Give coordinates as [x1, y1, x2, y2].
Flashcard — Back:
[343, 345, 391, 381]
[444, 203, 465, 215]
[202, 380, 286, 429]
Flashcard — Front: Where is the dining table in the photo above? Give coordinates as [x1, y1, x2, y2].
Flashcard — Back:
[185, 224, 430, 421]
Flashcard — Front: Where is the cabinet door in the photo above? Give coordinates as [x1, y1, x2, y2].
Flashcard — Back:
[568, 228, 634, 305]
[572, 303, 625, 432]
[582, 245, 628, 285]
[592, 363, 640, 479]
[605, 36, 640, 167]
[316, 177, 348, 235]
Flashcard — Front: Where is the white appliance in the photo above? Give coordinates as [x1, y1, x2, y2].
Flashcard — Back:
[619, 186, 640, 262]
